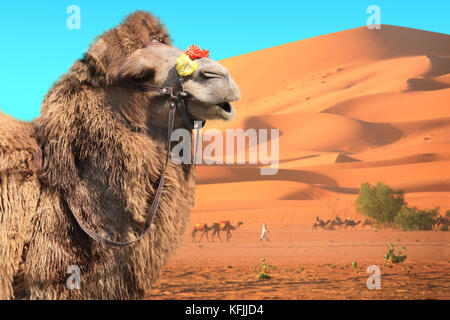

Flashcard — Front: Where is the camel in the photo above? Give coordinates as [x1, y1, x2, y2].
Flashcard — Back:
[433, 215, 449, 231]
[191, 223, 214, 242]
[312, 219, 331, 230]
[211, 221, 243, 242]
[316, 216, 330, 224]
[434, 217, 442, 231]
[0, 11, 240, 299]
[330, 215, 344, 230]
[344, 219, 362, 231]
[361, 219, 374, 230]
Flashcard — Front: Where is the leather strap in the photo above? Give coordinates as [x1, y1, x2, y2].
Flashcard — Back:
[65, 103, 176, 247]
[143, 84, 174, 96]
[145, 82, 197, 130]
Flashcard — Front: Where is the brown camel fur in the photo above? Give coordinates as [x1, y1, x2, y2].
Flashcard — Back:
[0, 11, 239, 299]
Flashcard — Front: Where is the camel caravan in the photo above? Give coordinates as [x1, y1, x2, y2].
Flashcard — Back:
[313, 214, 449, 231]
[0, 11, 240, 299]
[192, 221, 243, 242]
[313, 216, 372, 231]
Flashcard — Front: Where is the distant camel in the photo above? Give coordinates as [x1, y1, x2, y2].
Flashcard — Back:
[330, 215, 344, 230]
[316, 216, 330, 225]
[313, 219, 331, 230]
[344, 219, 361, 231]
[211, 221, 243, 242]
[434, 216, 449, 231]
[433, 216, 442, 231]
[361, 219, 374, 230]
[192, 223, 214, 242]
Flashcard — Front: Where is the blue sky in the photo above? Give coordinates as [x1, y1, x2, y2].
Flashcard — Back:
[0, 0, 448, 121]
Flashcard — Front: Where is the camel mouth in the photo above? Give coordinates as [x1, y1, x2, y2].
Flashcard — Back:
[185, 98, 235, 121]
[216, 102, 232, 113]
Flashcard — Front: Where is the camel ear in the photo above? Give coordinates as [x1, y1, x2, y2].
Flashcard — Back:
[85, 38, 108, 73]
[84, 11, 171, 83]
[113, 49, 157, 82]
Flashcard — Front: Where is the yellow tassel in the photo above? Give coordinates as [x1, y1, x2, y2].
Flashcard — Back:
[176, 53, 198, 77]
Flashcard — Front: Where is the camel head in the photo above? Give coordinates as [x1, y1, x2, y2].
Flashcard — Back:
[115, 43, 240, 123]
[82, 11, 240, 131]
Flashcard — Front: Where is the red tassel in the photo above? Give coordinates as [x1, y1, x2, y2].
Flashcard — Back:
[186, 44, 210, 59]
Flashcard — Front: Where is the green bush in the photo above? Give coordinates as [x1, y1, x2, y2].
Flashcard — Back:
[356, 182, 405, 225]
[384, 243, 407, 264]
[257, 272, 271, 280]
[394, 206, 438, 231]
[257, 258, 272, 280]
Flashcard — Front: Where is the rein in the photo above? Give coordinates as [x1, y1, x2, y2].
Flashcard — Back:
[64, 79, 199, 247]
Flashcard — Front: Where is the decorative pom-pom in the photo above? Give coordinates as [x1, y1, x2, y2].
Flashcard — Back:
[176, 53, 198, 77]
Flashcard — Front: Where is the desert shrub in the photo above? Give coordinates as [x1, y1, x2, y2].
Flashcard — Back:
[257, 258, 271, 280]
[445, 210, 450, 218]
[356, 182, 405, 225]
[394, 206, 438, 231]
[257, 272, 271, 280]
[384, 243, 407, 264]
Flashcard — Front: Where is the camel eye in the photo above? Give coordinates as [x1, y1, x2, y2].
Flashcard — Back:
[200, 71, 223, 79]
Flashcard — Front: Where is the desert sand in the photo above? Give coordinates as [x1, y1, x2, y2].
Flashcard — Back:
[148, 25, 450, 299]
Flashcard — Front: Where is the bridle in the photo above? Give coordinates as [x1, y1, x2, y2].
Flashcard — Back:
[65, 74, 202, 247]
[143, 77, 197, 130]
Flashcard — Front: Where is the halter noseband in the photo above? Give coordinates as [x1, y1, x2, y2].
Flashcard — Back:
[143, 78, 198, 131]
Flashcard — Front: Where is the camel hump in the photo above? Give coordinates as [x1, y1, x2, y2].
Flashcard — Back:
[0, 112, 42, 173]
[219, 220, 229, 228]
[195, 223, 205, 230]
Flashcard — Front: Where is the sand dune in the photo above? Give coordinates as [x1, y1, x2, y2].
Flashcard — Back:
[208, 26, 450, 130]
[217, 25, 449, 107]
[323, 89, 450, 122]
[191, 25, 450, 231]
